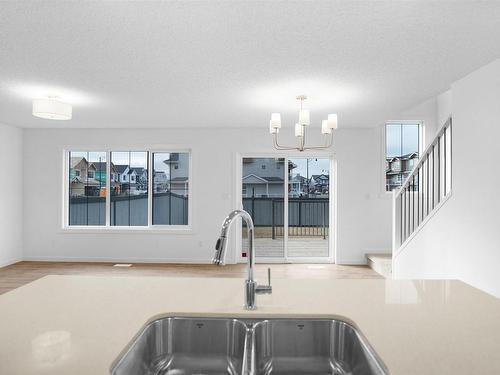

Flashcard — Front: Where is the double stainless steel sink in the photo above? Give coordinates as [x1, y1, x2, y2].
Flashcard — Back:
[111, 317, 388, 375]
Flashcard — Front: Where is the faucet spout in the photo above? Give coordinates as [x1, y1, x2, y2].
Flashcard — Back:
[213, 209, 271, 310]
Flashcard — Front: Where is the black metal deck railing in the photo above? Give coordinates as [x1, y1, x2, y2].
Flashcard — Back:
[242, 197, 329, 239]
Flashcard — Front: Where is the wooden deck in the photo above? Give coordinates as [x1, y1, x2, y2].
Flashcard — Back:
[243, 236, 329, 258]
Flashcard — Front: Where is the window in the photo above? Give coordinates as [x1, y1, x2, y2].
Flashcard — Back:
[385, 122, 420, 191]
[152, 152, 189, 225]
[110, 151, 148, 226]
[68, 152, 106, 226]
[66, 150, 190, 228]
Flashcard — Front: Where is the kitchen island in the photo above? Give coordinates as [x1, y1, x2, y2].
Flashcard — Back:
[1, 275, 499, 374]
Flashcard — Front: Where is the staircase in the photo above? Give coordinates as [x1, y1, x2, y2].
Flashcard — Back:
[366, 254, 392, 278]
[368, 118, 453, 278]
[391, 118, 452, 262]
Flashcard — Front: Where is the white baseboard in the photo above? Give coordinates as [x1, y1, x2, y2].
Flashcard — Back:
[362, 249, 391, 255]
[335, 258, 368, 265]
[0, 258, 22, 268]
[22, 256, 215, 264]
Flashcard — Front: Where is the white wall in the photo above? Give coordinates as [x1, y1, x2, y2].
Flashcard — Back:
[397, 89, 452, 149]
[22, 126, 392, 264]
[436, 90, 452, 128]
[398, 95, 439, 148]
[0, 123, 23, 267]
[394, 58, 500, 297]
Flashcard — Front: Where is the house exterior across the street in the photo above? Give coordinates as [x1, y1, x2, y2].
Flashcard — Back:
[386, 152, 419, 191]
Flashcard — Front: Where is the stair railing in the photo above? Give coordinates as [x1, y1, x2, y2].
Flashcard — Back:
[393, 118, 452, 252]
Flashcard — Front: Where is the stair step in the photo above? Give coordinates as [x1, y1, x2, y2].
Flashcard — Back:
[366, 253, 392, 278]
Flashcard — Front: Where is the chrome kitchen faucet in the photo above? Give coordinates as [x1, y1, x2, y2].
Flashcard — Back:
[213, 209, 272, 310]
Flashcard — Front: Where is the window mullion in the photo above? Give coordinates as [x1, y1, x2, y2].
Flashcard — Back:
[105, 151, 111, 227]
[148, 152, 153, 227]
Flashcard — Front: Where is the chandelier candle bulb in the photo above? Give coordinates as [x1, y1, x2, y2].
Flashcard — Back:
[269, 120, 279, 134]
[321, 120, 332, 134]
[299, 109, 310, 125]
[295, 123, 304, 137]
[327, 113, 338, 129]
[270, 113, 281, 128]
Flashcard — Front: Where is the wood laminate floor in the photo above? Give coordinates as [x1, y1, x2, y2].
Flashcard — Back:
[0, 261, 381, 295]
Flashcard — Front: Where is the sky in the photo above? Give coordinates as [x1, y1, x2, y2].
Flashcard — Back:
[386, 123, 420, 158]
[291, 158, 330, 178]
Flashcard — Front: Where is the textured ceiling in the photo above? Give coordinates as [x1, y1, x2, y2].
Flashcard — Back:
[1, 1, 500, 129]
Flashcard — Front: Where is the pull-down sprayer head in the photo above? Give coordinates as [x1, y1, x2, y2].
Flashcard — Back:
[213, 210, 254, 267]
[213, 236, 228, 265]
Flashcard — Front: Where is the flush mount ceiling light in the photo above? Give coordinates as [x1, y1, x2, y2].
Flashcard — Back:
[32, 97, 72, 120]
[269, 95, 337, 152]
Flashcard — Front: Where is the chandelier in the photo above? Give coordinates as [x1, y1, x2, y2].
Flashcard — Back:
[269, 95, 337, 151]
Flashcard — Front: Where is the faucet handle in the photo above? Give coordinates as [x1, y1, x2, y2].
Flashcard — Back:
[256, 267, 272, 295]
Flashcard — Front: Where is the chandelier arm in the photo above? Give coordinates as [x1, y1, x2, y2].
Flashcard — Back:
[273, 130, 334, 151]
[300, 125, 306, 151]
[273, 133, 299, 150]
[294, 133, 334, 151]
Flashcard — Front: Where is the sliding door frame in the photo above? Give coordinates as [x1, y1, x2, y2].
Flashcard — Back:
[235, 152, 336, 264]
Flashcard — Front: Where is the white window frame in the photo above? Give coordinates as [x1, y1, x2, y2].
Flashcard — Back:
[382, 121, 423, 195]
[235, 152, 336, 264]
[62, 148, 193, 233]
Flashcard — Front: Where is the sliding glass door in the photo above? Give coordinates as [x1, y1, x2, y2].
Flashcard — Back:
[240, 156, 333, 263]
[241, 157, 285, 259]
[287, 158, 330, 260]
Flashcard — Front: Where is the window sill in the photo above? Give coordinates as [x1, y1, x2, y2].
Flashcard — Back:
[58, 226, 194, 235]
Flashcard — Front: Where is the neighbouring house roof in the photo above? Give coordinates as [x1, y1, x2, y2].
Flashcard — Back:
[386, 171, 404, 175]
[114, 164, 129, 174]
[386, 152, 419, 162]
[91, 161, 116, 173]
[261, 176, 284, 182]
[71, 156, 86, 168]
[242, 174, 284, 184]
[70, 176, 101, 186]
[128, 167, 146, 175]
[70, 176, 83, 183]
[311, 174, 329, 182]
[161, 153, 180, 164]
[243, 158, 284, 164]
[242, 174, 268, 184]
[290, 174, 307, 183]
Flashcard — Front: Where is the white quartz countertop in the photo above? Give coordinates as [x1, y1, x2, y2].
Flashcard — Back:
[1, 275, 500, 374]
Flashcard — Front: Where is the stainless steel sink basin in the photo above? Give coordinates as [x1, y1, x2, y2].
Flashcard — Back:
[111, 317, 388, 375]
[253, 319, 388, 375]
[111, 317, 248, 375]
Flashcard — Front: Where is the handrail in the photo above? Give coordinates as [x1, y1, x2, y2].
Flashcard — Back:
[393, 117, 452, 250]
[395, 117, 452, 197]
